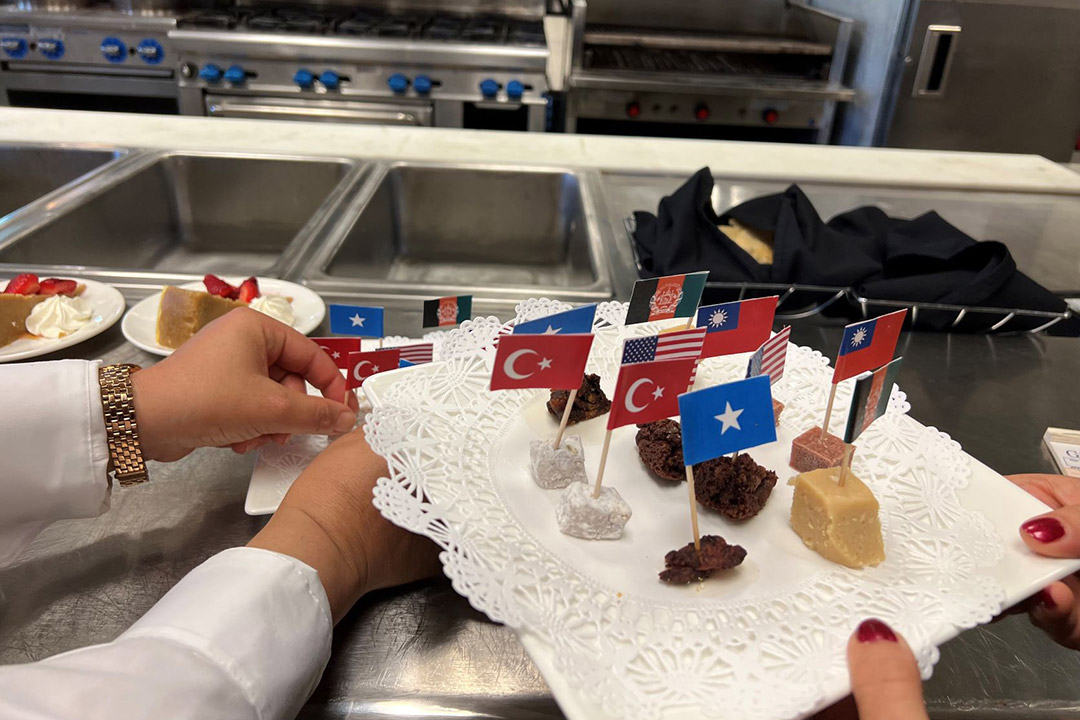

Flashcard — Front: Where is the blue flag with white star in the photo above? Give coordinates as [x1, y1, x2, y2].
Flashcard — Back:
[513, 304, 597, 335]
[329, 304, 385, 337]
[678, 375, 777, 465]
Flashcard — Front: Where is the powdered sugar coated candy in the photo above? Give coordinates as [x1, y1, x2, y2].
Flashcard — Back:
[790, 426, 850, 472]
[772, 399, 785, 427]
[530, 436, 588, 489]
[556, 482, 632, 540]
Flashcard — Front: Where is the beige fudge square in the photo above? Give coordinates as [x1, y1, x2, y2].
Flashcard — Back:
[789, 467, 885, 569]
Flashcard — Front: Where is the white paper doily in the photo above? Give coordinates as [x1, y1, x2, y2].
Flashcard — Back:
[363, 298, 1009, 720]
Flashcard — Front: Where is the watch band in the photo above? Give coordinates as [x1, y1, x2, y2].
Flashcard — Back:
[98, 363, 149, 487]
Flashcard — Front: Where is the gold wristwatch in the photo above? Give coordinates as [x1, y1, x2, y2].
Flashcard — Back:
[98, 363, 149, 487]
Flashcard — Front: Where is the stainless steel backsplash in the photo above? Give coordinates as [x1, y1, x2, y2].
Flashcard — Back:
[583, 0, 790, 33]
[233, 0, 547, 19]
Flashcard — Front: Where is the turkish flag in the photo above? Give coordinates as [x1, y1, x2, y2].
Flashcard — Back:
[608, 357, 698, 430]
[346, 348, 401, 390]
[313, 337, 361, 370]
[489, 333, 594, 391]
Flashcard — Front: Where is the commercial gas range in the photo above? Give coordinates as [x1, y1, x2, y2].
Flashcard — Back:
[0, 3, 552, 131]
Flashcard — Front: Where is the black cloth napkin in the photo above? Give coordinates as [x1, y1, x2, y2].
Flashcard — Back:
[632, 167, 1075, 334]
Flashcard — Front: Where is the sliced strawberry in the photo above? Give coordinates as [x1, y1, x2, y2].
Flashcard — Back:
[38, 278, 79, 296]
[4, 273, 40, 295]
[203, 273, 239, 299]
[237, 276, 260, 303]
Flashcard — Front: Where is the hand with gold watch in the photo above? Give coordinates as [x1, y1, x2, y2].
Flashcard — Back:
[97, 308, 358, 480]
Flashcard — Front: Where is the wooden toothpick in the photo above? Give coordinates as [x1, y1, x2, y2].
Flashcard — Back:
[552, 388, 578, 450]
[685, 465, 702, 553]
[683, 316, 695, 330]
[820, 383, 838, 439]
[838, 443, 854, 487]
[593, 428, 613, 499]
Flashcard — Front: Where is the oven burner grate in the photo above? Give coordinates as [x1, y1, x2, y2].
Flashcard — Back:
[584, 45, 828, 80]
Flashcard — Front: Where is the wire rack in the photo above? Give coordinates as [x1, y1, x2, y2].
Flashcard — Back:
[623, 216, 1072, 335]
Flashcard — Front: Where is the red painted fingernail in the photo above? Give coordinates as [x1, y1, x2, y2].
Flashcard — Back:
[1021, 516, 1065, 543]
[856, 618, 898, 643]
[1036, 588, 1056, 609]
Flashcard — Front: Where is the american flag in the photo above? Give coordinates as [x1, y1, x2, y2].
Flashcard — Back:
[746, 326, 790, 385]
[397, 342, 434, 364]
[622, 327, 707, 364]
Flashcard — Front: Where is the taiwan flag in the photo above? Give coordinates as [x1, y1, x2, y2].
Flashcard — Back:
[423, 295, 472, 328]
[313, 337, 361, 369]
[607, 357, 698, 430]
[346, 347, 401, 390]
[696, 296, 778, 358]
[329, 304, 385, 338]
[843, 357, 903, 443]
[625, 271, 709, 325]
[832, 309, 907, 384]
[678, 375, 777, 465]
[490, 334, 594, 391]
[513, 304, 597, 335]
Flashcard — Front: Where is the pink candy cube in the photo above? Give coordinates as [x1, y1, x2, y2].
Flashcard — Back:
[772, 399, 785, 427]
[789, 426, 851, 472]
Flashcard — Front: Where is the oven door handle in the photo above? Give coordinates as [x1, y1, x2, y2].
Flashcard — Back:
[206, 97, 431, 125]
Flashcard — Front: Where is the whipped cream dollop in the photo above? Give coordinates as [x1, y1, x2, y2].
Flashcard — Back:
[249, 295, 295, 326]
[25, 295, 93, 338]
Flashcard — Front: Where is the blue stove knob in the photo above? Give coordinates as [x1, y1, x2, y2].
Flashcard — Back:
[38, 38, 64, 60]
[199, 63, 223, 83]
[0, 38, 28, 59]
[388, 73, 409, 94]
[224, 65, 246, 85]
[413, 74, 432, 95]
[100, 37, 126, 63]
[506, 80, 524, 100]
[293, 68, 314, 90]
[319, 70, 340, 91]
[479, 78, 499, 99]
[136, 38, 163, 64]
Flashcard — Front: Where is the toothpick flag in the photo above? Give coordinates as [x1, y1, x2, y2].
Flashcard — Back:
[396, 342, 434, 365]
[423, 295, 472, 328]
[346, 347, 401, 390]
[329, 304, 385, 337]
[844, 357, 903, 444]
[607, 357, 698, 430]
[314, 337, 361, 369]
[513, 304, 597, 335]
[832, 309, 907, 384]
[746, 326, 791, 384]
[696, 295, 778, 358]
[489, 334, 594, 391]
[625, 271, 709, 325]
[621, 327, 707, 364]
[678, 375, 777, 465]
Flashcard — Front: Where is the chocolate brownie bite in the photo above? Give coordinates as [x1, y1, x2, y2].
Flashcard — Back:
[694, 453, 778, 520]
[635, 419, 685, 482]
[659, 535, 747, 584]
[547, 373, 611, 425]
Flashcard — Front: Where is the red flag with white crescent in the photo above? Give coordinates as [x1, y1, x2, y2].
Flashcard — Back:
[489, 333, 594, 391]
[346, 348, 401, 390]
[313, 337, 361, 370]
[607, 357, 698, 430]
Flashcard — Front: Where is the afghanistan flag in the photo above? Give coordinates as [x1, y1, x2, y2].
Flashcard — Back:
[625, 271, 709, 325]
[843, 357, 903, 443]
[423, 294, 472, 328]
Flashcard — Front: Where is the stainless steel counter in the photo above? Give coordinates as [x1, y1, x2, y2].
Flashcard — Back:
[3, 169, 1080, 719]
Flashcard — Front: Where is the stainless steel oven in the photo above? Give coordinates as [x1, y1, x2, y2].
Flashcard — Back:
[0, 7, 179, 114]
[203, 94, 434, 125]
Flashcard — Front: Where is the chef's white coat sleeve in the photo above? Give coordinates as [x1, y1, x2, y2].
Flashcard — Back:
[0, 359, 335, 719]
[0, 359, 111, 567]
[0, 547, 334, 720]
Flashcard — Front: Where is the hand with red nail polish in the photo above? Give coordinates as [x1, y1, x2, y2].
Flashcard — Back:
[813, 618, 928, 720]
[1009, 473, 1080, 650]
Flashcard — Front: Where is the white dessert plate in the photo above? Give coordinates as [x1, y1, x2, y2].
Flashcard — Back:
[121, 277, 325, 357]
[0, 277, 125, 363]
[245, 333, 449, 515]
[354, 299, 1080, 720]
